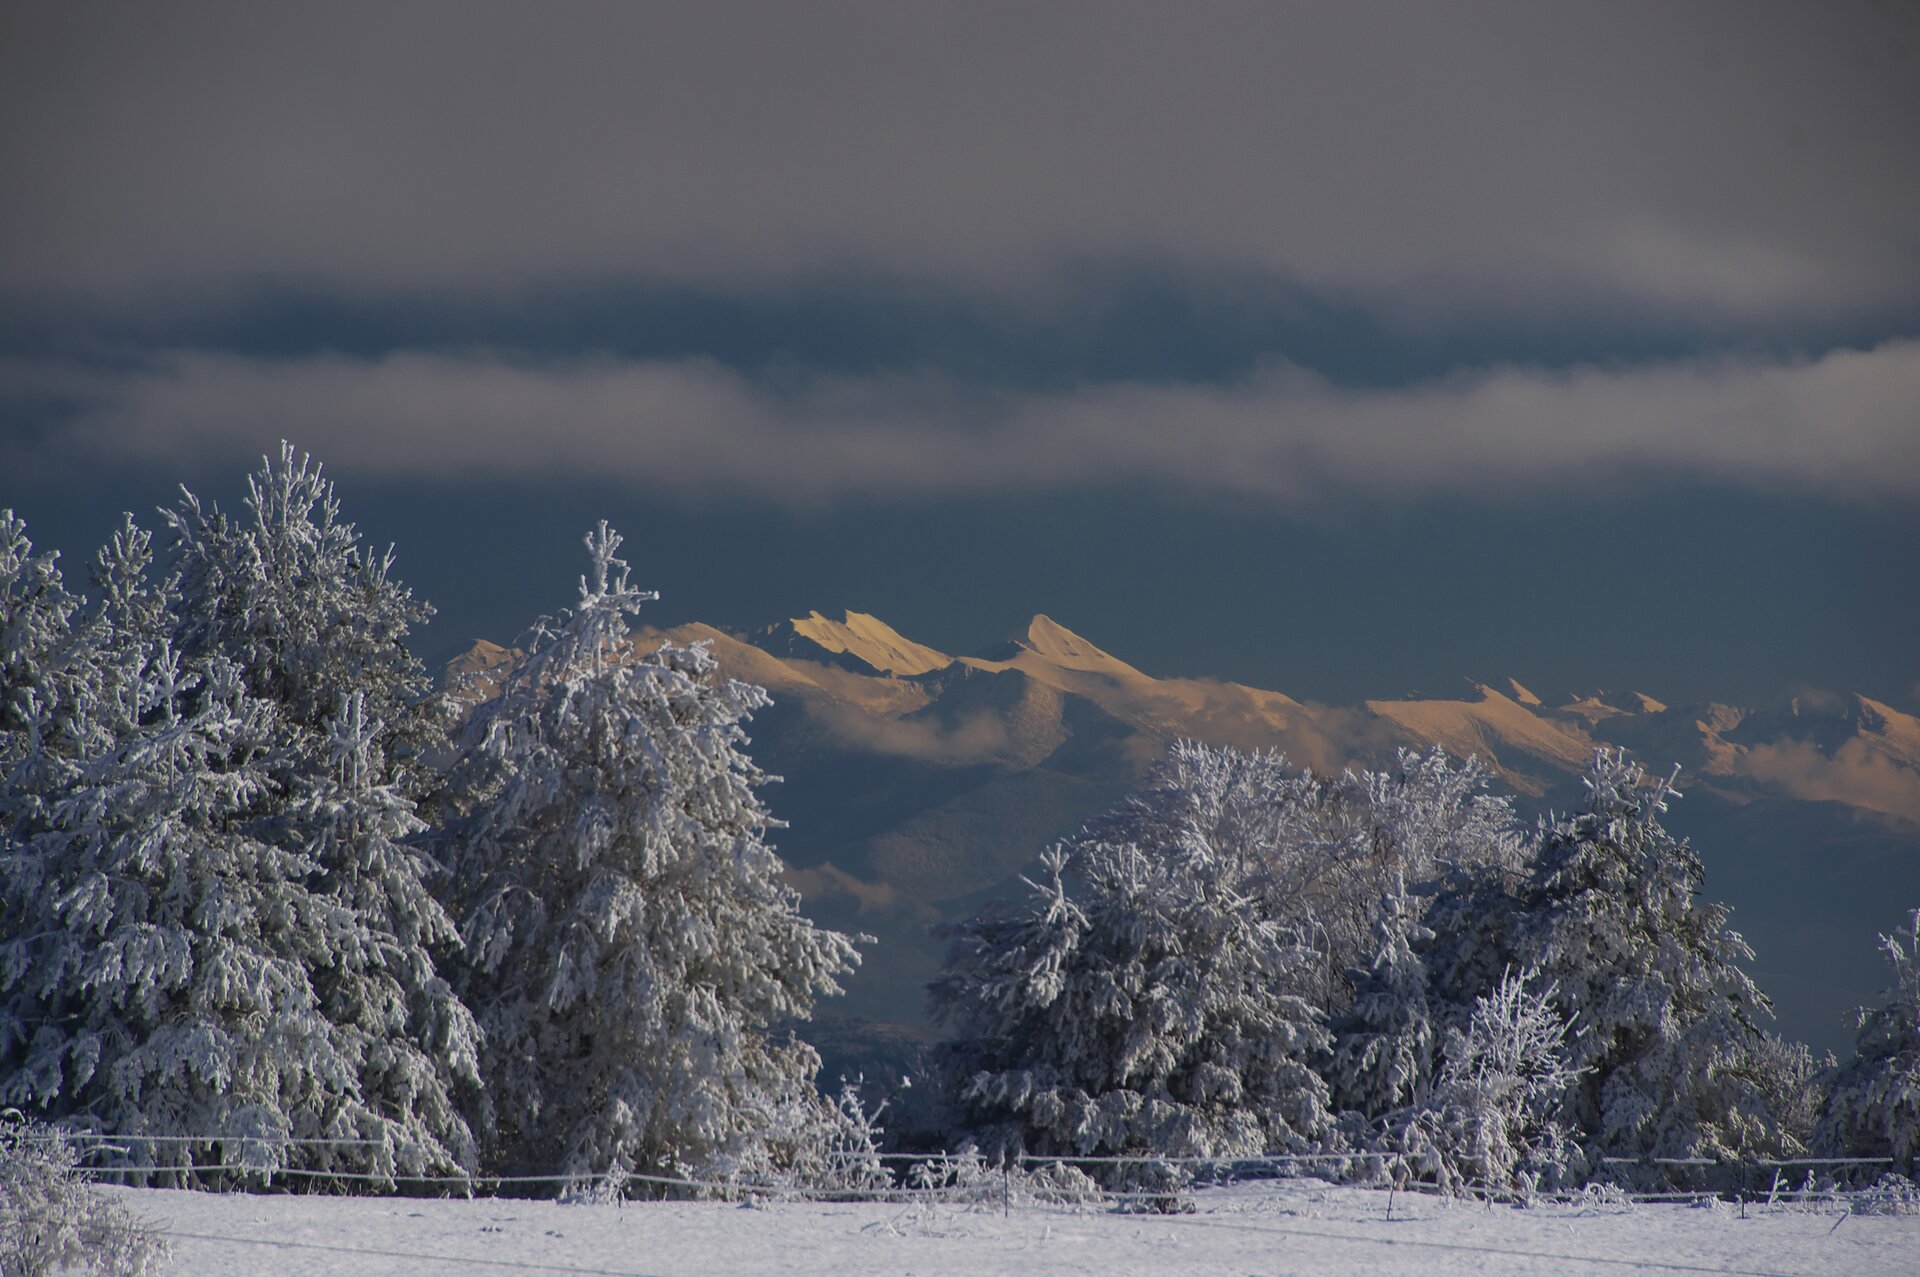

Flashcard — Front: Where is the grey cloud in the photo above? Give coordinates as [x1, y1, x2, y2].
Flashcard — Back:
[3, 2, 1916, 320]
[7, 339, 1916, 502]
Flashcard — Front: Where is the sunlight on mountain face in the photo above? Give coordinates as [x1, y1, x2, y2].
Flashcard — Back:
[785, 610, 952, 677]
[465, 610, 1920, 822]
[450, 609, 1920, 1052]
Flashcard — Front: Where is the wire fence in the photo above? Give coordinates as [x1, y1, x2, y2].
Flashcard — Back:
[1584, 1153, 1903, 1213]
[47, 1130, 1905, 1211]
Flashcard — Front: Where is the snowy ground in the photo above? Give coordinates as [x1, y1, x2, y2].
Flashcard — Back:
[104, 1177, 1917, 1276]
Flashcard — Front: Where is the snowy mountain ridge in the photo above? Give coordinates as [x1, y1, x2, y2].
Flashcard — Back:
[587, 607, 1920, 819]
[447, 609, 1920, 1055]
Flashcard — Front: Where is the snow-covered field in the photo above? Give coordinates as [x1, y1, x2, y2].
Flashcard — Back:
[107, 1178, 1917, 1276]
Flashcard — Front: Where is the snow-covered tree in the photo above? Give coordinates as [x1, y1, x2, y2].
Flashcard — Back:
[2, 516, 156, 1141]
[1818, 909, 1920, 1176]
[3, 516, 90, 985]
[1, 1112, 166, 1277]
[1, 513, 98, 793]
[1275, 748, 1525, 1013]
[89, 516, 172, 668]
[289, 691, 481, 1177]
[1328, 875, 1438, 1119]
[925, 741, 1529, 1169]
[74, 516, 181, 779]
[442, 523, 862, 1183]
[1739, 1031, 1828, 1158]
[929, 790, 1333, 1169]
[0, 644, 371, 1180]
[2, 513, 78, 708]
[1103, 743, 1521, 1017]
[156, 448, 479, 1177]
[1494, 751, 1782, 1161]
[1311, 747, 1528, 885]
[163, 443, 445, 792]
[1371, 968, 1582, 1198]
[3, 496, 477, 1183]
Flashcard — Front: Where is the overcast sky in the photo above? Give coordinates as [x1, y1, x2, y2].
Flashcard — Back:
[3, 1, 1915, 706]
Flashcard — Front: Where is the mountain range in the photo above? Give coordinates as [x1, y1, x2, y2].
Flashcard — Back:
[449, 610, 1920, 1064]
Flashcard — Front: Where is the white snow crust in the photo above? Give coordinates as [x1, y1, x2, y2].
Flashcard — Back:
[108, 1177, 1916, 1276]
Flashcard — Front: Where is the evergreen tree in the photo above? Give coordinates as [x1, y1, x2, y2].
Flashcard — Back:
[0, 643, 367, 1179]
[930, 759, 1333, 1169]
[1328, 874, 1438, 1119]
[1818, 908, 1920, 1176]
[0, 513, 161, 1138]
[289, 691, 481, 1177]
[161, 448, 478, 1176]
[4, 489, 477, 1183]
[1, 512, 97, 791]
[443, 523, 861, 1182]
[163, 443, 445, 792]
[1506, 751, 1782, 1160]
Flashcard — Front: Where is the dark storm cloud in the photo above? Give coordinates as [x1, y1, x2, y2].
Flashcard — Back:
[3, 1, 1916, 320]
[8, 339, 1915, 502]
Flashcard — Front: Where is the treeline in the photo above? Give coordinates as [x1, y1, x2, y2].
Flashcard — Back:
[914, 741, 1917, 1195]
[1, 446, 1914, 1199]
[1, 446, 860, 1190]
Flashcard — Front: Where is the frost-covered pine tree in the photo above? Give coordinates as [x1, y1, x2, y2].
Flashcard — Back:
[1506, 750, 1781, 1161]
[442, 523, 861, 1183]
[2, 515, 103, 1104]
[2, 515, 188, 956]
[929, 764, 1333, 1168]
[1817, 909, 1920, 1176]
[3, 499, 478, 1183]
[160, 448, 479, 1176]
[289, 690, 482, 1177]
[1, 512, 98, 794]
[0, 642, 371, 1179]
[1, 515, 159, 1134]
[1328, 874, 1438, 1119]
[163, 443, 445, 792]
[2, 512, 82, 718]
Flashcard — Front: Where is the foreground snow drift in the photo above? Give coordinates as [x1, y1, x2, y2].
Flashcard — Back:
[109, 1178, 1916, 1276]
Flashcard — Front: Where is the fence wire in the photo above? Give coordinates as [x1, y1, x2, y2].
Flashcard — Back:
[55, 1131, 1902, 1210]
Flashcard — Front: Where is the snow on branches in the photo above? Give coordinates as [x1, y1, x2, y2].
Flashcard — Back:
[163, 442, 445, 787]
[1368, 968, 1583, 1199]
[0, 1112, 166, 1277]
[928, 741, 1537, 1176]
[0, 644, 370, 1178]
[3, 457, 479, 1183]
[930, 750, 1335, 1170]
[1436, 749, 1789, 1164]
[442, 523, 862, 1183]
[1819, 909, 1920, 1175]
